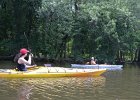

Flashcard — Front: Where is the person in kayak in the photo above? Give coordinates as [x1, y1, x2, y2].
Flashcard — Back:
[85, 57, 96, 65]
[91, 57, 96, 65]
[14, 48, 36, 71]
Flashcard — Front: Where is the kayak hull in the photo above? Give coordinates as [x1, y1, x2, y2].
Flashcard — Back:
[0, 67, 106, 78]
[71, 64, 123, 70]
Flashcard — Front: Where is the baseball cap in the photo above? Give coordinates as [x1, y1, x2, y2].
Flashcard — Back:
[20, 48, 29, 55]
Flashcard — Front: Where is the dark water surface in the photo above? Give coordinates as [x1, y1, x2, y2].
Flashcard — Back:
[0, 61, 140, 100]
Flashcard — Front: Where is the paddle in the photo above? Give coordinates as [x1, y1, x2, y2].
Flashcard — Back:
[24, 32, 36, 66]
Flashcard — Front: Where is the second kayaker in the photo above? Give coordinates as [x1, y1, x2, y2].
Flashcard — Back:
[85, 57, 96, 65]
[91, 57, 96, 65]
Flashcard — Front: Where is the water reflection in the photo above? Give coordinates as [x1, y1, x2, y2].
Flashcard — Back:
[0, 79, 34, 100]
[28, 77, 106, 100]
[0, 77, 106, 100]
[17, 83, 33, 100]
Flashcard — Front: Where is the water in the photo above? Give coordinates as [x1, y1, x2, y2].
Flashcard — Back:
[0, 61, 140, 100]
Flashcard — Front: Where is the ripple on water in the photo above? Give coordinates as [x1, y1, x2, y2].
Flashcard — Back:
[27, 77, 106, 100]
[0, 77, 106, 100]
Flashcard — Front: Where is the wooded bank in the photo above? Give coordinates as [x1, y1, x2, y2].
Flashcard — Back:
[0, 0, 140, 64]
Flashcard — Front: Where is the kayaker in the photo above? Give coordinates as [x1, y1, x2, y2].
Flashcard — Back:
[14, 48, 36, 71]
[85, 57, 96, 65]
[91, 57, 96, 65]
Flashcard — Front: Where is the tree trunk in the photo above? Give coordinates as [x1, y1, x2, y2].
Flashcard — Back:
[133, 49, 138, 62]
[138, 49, 140, 62]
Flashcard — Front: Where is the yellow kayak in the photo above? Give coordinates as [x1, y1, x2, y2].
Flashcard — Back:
[0, 67, 106, 78]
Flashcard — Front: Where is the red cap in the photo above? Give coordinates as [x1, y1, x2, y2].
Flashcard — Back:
[20, 48, 29, 55]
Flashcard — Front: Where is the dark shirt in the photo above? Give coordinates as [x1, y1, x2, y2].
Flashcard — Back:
[17, 64, 27, 71]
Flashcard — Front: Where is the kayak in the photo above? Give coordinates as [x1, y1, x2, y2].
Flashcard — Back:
[71, 64, 123, 70]
[0, 67, 106, 78]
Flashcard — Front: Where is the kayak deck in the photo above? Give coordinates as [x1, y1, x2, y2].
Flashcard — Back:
[0, 67, 106, 78]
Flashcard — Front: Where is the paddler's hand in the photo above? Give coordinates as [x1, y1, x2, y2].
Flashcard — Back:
[31, 53, 34, 57]
[29, 53, 33, 57]
[33, 64, 37, 67]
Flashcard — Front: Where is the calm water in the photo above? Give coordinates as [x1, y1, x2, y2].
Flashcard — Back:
[0, 61, 140, 100]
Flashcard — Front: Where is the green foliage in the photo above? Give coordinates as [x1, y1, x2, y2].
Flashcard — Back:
[0, 0, 140, 63]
